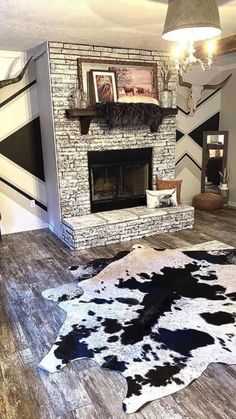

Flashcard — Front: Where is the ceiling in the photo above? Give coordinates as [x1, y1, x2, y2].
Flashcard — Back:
[0, 0, 236, 52]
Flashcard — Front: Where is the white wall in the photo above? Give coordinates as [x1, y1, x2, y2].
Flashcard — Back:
[0, 182, 48, 234]
[220, 64, 236, 207]
[0, 49, 48, 234]
[30, 43, 61, 236]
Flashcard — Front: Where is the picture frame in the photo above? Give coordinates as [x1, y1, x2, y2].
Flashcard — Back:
[108, 64, 155, 101]
[89, 69, 118, 104]
[77, 58, 158, 106]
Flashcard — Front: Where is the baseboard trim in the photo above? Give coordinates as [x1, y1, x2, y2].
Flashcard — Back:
[228, 201, 236, 208]
[182, 200, 192, 205]
[48, 223, 62, 238]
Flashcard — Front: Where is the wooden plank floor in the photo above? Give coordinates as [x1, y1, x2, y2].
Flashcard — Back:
[0, 208, 236, 419]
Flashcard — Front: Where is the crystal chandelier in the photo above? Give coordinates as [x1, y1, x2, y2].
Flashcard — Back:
[162, 0, 222, 74]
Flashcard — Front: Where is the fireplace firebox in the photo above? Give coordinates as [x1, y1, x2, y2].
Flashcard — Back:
[88, 148, 152, 212]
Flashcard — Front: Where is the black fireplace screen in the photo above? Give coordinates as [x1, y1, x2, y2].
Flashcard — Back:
[88, 148, 152, 212]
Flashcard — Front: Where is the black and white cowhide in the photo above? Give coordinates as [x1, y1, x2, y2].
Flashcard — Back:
[39, 244, 236, 413]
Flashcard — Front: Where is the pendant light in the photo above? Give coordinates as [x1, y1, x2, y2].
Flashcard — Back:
[162, 0, 222, 73]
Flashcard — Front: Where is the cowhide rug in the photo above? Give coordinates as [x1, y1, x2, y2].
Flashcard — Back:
[39, 241, 236, 413]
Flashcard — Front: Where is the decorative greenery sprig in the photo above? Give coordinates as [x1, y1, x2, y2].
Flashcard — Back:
[219, 166, 230, 184]
[160, 59, 175, 90]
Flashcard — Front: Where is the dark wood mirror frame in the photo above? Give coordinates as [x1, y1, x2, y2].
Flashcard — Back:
[201, 131, 228, 193]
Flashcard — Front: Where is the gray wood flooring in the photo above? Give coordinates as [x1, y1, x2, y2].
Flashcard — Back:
[1, 209, 236, 419]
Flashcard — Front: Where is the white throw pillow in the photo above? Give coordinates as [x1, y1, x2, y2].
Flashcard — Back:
[146, 189, 177, 209]
[118, 96, 159, 105]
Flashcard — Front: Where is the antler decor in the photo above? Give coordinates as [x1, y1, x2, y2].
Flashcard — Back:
[179, 73, 232, 116]
[178, 74, 192, 89]
[203, 74, 232, 90]
[0, 57, 32, 89]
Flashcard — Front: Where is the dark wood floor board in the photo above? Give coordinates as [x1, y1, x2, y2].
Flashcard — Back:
[173, 382, 231, 419]
[0, 351, 55, 419]
[194, 216, 236, 236]
[79, 367, 128, 419]
[0, 309, 20, 358]
[37, 367, 91, 417]
[1, 208, 236, 418]
[170, 361, 236, 419]
[144, 233, 190, 249]
[141, 397, 189, 419]
[203, 364, 236, 408]
[57, 405, 103, 419]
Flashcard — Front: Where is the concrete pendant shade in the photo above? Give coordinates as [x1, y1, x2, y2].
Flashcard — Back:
[162, 0, 221, 42]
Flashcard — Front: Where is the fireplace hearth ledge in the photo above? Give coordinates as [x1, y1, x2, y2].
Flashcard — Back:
[61, 205, 194, 250]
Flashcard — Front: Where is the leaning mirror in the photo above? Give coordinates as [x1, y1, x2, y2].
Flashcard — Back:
[202, 131, 228, 193]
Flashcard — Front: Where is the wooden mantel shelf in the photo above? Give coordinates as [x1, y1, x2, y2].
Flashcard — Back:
[65, 106, 178, 135]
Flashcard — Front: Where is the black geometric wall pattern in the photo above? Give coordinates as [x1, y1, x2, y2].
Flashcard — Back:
[0, 80, 36, 109]
[176, 153, 202, 171]
[188, 113, 220, 147]
[0, 117, 45, 181]
[176, 129, 185, 142]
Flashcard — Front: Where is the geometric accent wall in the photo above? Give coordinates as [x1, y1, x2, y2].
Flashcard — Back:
[0, 117, 45, 181]
[0, 51, 48, 234]
[188, 113, 220, 147]
[176, 87, 221, 203]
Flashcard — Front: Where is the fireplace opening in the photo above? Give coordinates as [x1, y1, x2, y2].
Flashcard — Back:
[88, 148, 152, 212]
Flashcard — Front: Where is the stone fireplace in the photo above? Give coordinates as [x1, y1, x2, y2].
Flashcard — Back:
[47, 41, 194, 249]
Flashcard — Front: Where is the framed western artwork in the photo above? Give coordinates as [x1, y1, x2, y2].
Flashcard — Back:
[108, 64, 154, 100]
[77, 58, 158, 106]
[89, 70, 118, 104]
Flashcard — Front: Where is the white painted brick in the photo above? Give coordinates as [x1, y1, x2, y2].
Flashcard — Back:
[138, 50, 152, 56]
[50, 47, 63, 54]
[100, 52, 129, 59]
[128, 54, 154, 61]
[94, 46, 112, 52]
[128, 49, 142, 54]
[112, 48, 128, 54]
[61, 208, 194, 250]
[128, 49, 152, 56]
[49, 42, 64, 48]
[50, 53, 70, 60]
[63, 43, 94, 51]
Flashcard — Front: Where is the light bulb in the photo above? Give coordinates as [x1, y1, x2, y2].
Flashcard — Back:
[172, 42, 187, 59]
[207, 40, 216, 57]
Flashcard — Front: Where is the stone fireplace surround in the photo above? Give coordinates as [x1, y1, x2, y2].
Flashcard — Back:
[48, 41, 194, 249]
